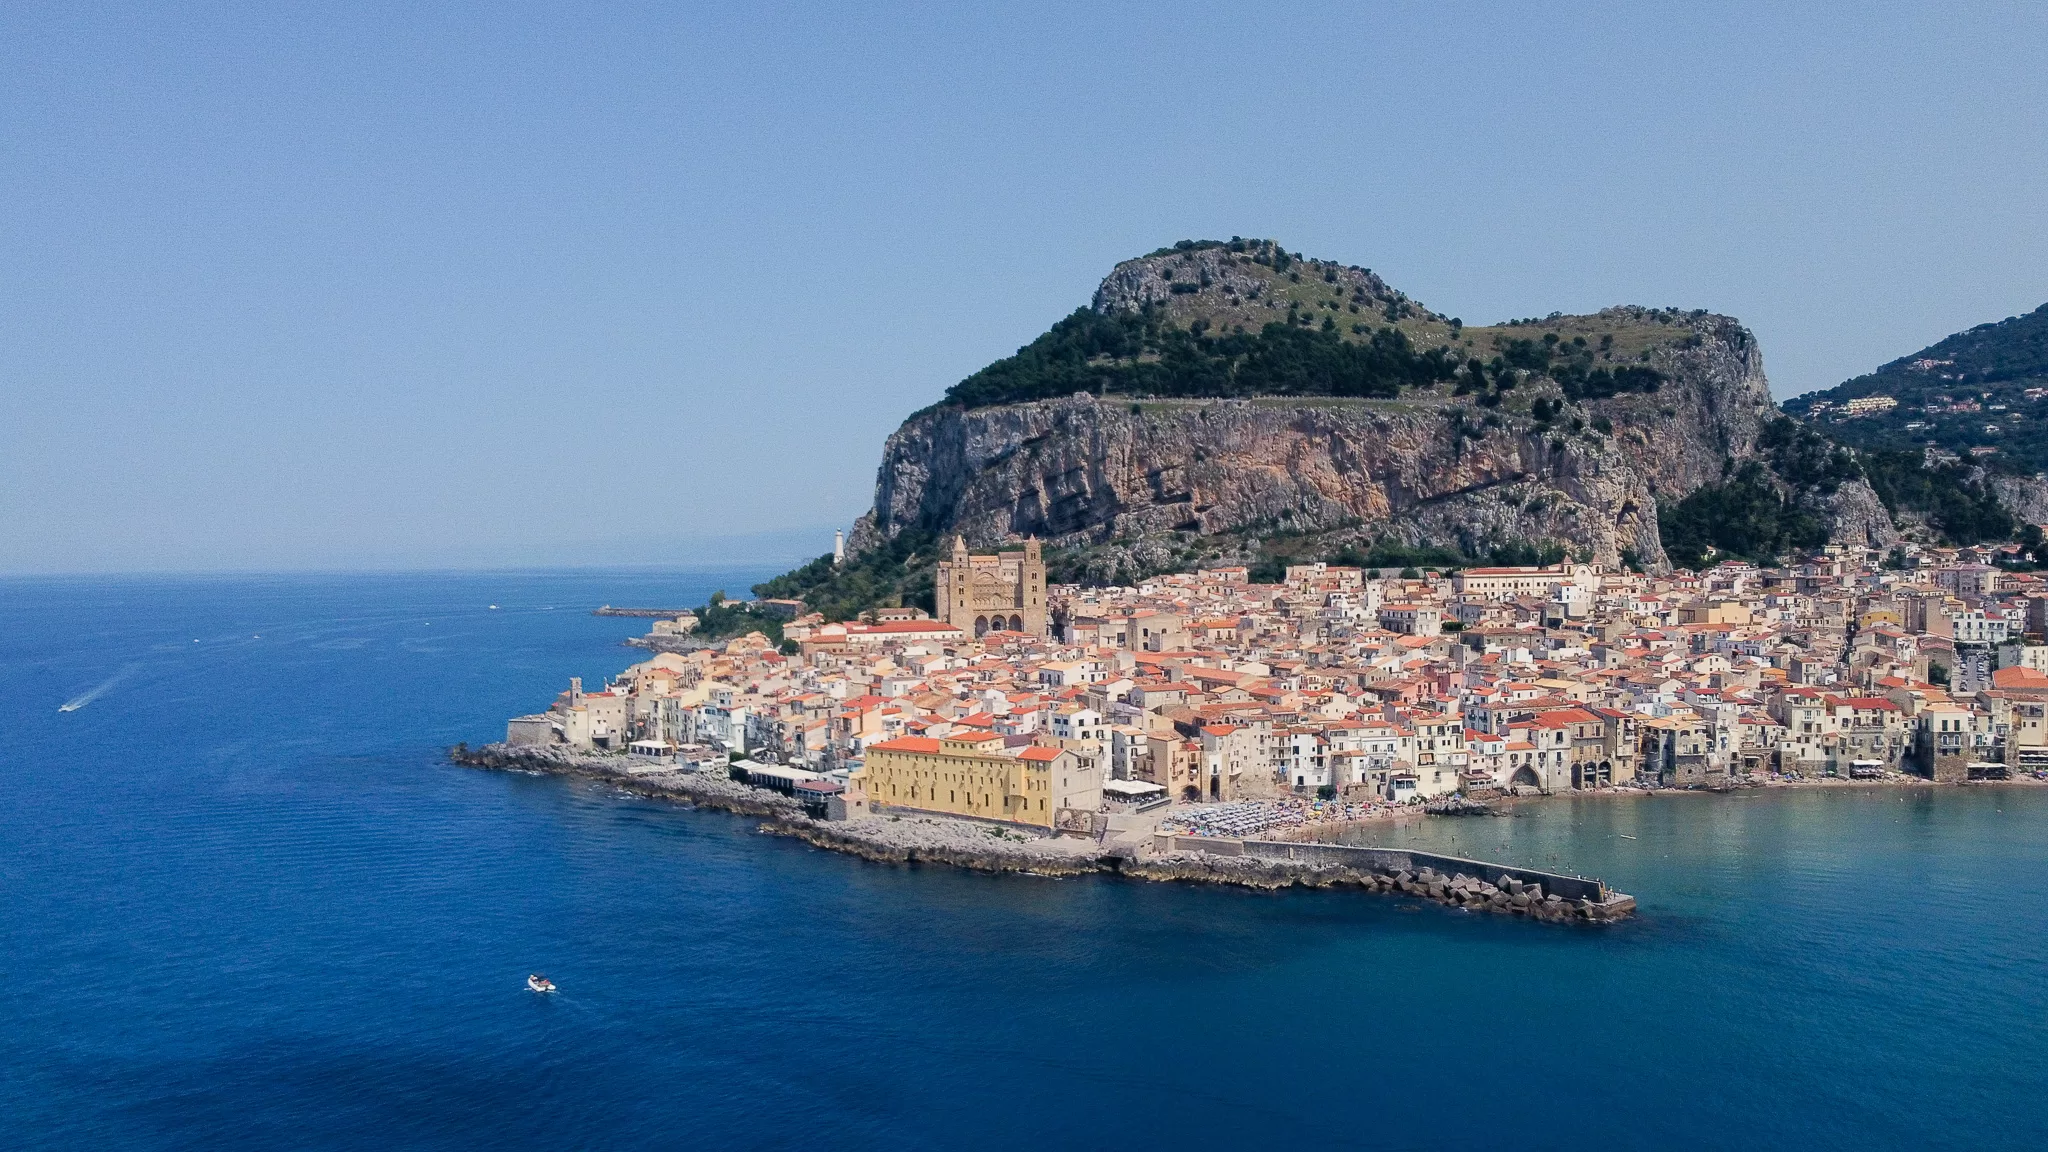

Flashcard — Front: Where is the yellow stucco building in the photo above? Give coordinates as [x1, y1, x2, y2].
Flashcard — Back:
[856, 731, 1098, 828]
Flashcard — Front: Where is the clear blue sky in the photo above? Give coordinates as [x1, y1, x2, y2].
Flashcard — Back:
[5, 2, 2045, 574]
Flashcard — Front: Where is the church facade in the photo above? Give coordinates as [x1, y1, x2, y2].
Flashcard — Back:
[935, 535, 1048, 638]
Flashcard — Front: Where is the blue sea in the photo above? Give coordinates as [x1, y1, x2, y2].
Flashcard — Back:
[4, 571, 2046, 1150]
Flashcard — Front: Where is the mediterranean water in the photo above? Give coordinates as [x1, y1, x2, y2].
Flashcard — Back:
[5, 571, 2047, 1150]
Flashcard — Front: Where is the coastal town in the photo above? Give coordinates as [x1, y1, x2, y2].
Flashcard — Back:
[493, 533, 2048, 870]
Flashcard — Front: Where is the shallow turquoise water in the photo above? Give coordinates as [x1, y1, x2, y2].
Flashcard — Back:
[3, 572, 2045, 1149]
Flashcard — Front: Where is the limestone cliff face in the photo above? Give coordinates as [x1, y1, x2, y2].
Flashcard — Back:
[1806, 479, 1901, 551]
[850, 393, 1668, 568]
[1990, 474, 2048, 526]
[849, 248, 1788, 574]
[1583, 310, 1775, 501]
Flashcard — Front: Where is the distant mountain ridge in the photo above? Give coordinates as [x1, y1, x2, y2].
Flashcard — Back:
[1785, 302, 2048, 472]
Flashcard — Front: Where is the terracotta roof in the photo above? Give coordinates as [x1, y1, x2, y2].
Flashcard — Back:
[1993, 666, 2048, 690]
[849, 620, 965, 634]
[867, 736, 941, 753]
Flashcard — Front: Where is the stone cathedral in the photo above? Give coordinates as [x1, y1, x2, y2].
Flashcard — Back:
[935, 535, 1048, 638]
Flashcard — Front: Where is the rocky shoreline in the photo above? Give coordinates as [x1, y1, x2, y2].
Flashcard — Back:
[447, 743, 1630, 922]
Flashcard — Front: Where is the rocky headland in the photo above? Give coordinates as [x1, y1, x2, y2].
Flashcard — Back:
[844, 241, 1893, 577]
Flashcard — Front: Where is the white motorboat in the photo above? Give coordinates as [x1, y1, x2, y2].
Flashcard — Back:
[527, 974, 556, 993]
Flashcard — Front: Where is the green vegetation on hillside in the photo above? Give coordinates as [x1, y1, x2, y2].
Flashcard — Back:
[1147, 237, 1273, 261]
[1758, 415, 1862, 492]
[1490, 334, 1665, 401]
[941, 307, 1461, 409]
[686, 592, 786, 646]
[768, 246, 2048, 591]
[1654, 415, 2018, 570]
[1858, 450, 2012, 543]
[1657, 462, 1829, 571]
[1752, 413, 2010, 545]
[750, 529, 939, 622]
[938, 307, 1671, 412]
[1785, 301, 2048, 472]
[1863, 301, 2048, 387]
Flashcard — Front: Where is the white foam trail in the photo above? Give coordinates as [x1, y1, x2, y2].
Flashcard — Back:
[58, 663, 141, 713]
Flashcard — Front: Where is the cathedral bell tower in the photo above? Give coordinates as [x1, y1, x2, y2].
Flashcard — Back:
[934, 534, 1048, 639]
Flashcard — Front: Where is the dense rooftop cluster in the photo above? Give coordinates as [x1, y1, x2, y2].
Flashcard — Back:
[512, 537, 2048, 838]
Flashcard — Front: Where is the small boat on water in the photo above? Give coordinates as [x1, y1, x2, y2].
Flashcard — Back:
[527, 974, 556, 993]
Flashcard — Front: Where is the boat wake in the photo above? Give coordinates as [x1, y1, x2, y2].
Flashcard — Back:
[58, 663, 141, 713]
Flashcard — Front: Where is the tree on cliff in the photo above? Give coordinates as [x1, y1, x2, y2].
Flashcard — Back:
[938, 309, 1459, 409]
[1657, 462, 1828, 570]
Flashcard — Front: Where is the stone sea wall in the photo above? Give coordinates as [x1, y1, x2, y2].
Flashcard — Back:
[450, 743, 1633, 921]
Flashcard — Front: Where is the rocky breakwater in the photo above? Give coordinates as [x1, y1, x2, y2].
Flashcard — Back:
[1370, 866, 1627, 924]
[1124, 855, 1631, 922]
[1139, 839, 1634, 923]
[1422, 795, 1500, 816]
